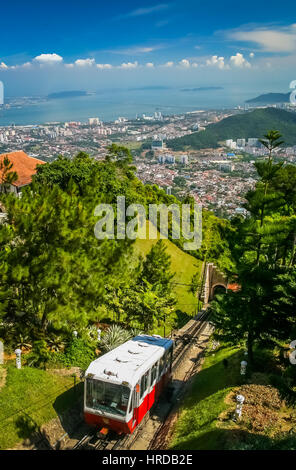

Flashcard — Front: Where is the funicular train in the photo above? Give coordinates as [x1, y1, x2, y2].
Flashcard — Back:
[84, 334, 174, 434]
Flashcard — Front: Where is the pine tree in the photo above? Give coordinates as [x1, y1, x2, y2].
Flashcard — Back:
[141, 240, 174, 295]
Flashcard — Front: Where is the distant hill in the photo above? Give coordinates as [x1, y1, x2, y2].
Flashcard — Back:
[181, 87, 223, 92]
[246, 92, 290, 104]
[47, 90, 88, 99]
[168, 107, 296, 150]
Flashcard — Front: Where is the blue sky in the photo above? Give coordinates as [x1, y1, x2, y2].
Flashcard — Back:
[0, 0, 296, 95]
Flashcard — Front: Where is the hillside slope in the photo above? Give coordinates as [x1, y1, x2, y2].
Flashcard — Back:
[246, 92, 290, 104]
[168, 108, 296, 150]
[133, 222, 203, 317]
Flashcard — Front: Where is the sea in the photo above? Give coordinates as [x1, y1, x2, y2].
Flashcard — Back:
[0, 87, 260, 126]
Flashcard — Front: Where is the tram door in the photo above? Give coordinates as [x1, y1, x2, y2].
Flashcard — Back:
[132, 383, 140, 428]
[147, 361, 158, 409]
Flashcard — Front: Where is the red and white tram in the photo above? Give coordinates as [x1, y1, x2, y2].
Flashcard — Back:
[84, 334, 173, 434]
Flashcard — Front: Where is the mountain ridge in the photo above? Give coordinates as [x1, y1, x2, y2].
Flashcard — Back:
[168, 107, 296, 150]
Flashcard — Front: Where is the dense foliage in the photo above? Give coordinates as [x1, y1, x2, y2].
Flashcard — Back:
[0, 145, 231, 362]
[168, 108, 296, 150]
[211, 131, 296, 362]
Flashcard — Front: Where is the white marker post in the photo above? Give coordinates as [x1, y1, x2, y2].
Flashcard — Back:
[289, 340, 296, 365]
[73, 330, 78, 338]
[235, 394, 245, 420]
[240, 360, 247, 375]
[15, 348, 22, 369]
[97, 328, 101, 342]
[0, 341, 4, 365]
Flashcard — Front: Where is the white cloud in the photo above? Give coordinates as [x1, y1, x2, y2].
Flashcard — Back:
[74, 58, 95, 67]
[192, 62, 198, 68]
[146, 62, 154, 68]
[229, 25, 296, 53]
[34, 53, 63, 63]
[119, 61, 138, 69]
[206, 55, 225, 69]
[97, 63, 113, 69]
[117, 4, 169, 19]
[230, 52, 251, 68]
[108, 45, 161, 55]
[179, 59, 190, 68]
[0, 62, 8, 69]
[163, 61, 174, 67]
[249, 52, 255, 58]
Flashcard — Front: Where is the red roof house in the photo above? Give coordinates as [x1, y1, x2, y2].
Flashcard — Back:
[0, 151, 45, 192]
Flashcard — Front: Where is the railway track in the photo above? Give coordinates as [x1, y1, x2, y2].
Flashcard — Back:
[69, 308, 211, 451]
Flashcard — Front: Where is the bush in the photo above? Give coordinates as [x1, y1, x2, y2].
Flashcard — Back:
[26, 340, 51, 369]
[53, 337, 96, 370]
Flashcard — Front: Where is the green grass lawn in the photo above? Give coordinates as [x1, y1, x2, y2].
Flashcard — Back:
[169, 341, 296, 450]
[0, 365, 82, 449]
[134, 224, 203, 319]
[169, 343, 243, 450]
[120, 141, 143, 150]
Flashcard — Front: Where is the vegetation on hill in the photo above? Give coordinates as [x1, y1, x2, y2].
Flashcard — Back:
[246, 92, 290, 104]
[134, 226, 203, 318]
[0, 145, 230, 364]
[211, 131, 296, 361]
[168, 108, 296, 150]
[170, 130, 296, 450]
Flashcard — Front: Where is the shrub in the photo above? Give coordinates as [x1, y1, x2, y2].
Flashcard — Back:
[54, 337, 96, 370]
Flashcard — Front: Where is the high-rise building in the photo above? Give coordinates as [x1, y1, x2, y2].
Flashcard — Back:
[225, 139, 237, 149]
[247, 138, 259, 147]
[237, 138, 246, 147]
[180, 154, 189, 165]
[88, 117, 100, 126]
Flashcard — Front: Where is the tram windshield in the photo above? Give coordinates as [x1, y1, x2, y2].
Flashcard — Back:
[86, 378, 131, 417]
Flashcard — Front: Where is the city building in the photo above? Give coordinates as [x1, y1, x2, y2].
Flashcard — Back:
[180, 154, 189, 165]
[88, 117, 100, 126]
[225, 139, 237, 150]
[247, 138, 259, 147]
[219, 162, 235, 172]
[237, 138, 246, 147]
[151, 140, 164, 150]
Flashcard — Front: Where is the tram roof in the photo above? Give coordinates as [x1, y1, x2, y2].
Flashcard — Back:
[85, 335, 173, 387]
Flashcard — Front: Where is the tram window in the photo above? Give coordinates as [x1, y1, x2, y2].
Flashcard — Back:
[140, 371, 149, 398]
[159, 355, 165, 375]
[86, 379, 130, 417]
[129, 390, 134, 414]
[151, 362, 158, 384]
[169, 347, 173, 371]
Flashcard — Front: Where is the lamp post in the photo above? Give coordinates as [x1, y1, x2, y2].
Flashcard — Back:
[15, 348, 22, 369]
[73, 330, 78, 338]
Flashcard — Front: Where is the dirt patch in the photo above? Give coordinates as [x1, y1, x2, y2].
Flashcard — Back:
[11, 400, 85, 450]
[0, 367, 7, 390]
[226, 384, 291, 436]
[48, 367, 81, 378]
